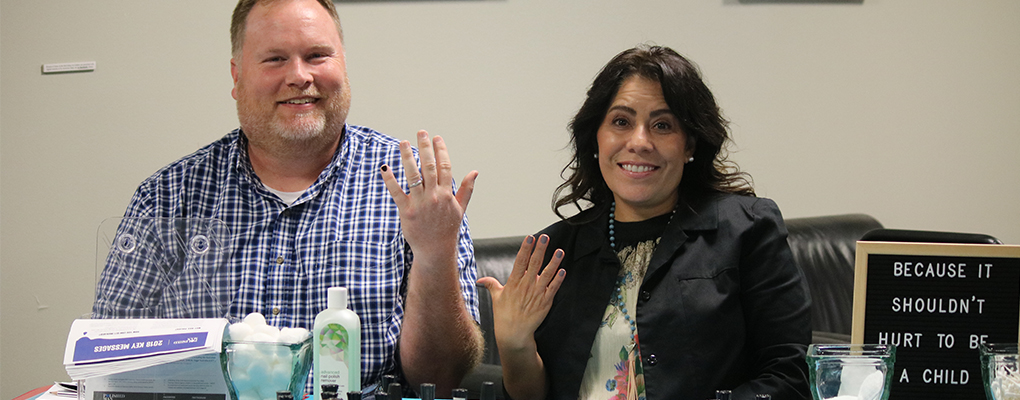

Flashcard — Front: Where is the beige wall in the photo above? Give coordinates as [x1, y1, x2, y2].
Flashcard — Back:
[2, 0, 1019, 397]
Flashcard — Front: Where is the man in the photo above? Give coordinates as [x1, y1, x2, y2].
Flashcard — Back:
[92, 0, 483, 395]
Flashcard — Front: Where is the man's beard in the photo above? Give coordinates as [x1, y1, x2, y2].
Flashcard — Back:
[236, 82, 351, 157]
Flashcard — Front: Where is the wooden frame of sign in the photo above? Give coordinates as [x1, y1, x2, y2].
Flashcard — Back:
[851, 241, 1020, 399]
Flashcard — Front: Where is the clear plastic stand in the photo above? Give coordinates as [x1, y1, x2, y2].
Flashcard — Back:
[92, 217, 233, 319]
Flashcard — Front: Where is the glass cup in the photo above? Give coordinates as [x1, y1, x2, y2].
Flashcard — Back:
[221, 337, 313, 400]
[980, 343, 1020, 400]
[806, 344, 896, 400]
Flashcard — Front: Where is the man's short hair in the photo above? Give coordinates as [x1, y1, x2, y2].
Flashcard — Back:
[230, 0, 344, 58]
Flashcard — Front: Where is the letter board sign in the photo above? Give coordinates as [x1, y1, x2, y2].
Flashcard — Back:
[851, 241, 1020, 399]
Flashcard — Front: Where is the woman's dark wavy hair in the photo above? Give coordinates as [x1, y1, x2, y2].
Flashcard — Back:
[554, 45, 754, 221]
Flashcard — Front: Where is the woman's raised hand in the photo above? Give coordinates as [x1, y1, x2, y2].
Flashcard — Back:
[478, 235, 565, 353]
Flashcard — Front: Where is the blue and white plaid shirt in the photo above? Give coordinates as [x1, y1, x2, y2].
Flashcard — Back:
[92, 125, 479, 387]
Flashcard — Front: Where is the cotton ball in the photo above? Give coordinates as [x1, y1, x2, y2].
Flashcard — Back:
[247, 332, 276, 343]
[271, 362, 293, 392]
[837, 363, 877, 398]
[227, 369, 253, 395]
[857, 370, 885, 400]
[226, 361, 251, 381]
[256, 324, 282, 342]
[248, 342, 289, 371]
[273, 345, 293, 363]
[228, 343, 259, 369]
[228, 322, 255, 342]
[247, 359, 273, 386]
[243, 312, 267, 327]
[279, 327, 310, 344]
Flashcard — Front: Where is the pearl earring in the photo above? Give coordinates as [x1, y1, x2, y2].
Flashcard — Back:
[687, 156, 694, 163]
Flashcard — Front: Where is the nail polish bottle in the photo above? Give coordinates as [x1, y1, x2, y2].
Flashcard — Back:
[419, 383, 435, 400]
[321, 384, 339, 400]
[480, 381, 496, 400]
[387, 383, 402, 400]
[376, 375, 395, 398]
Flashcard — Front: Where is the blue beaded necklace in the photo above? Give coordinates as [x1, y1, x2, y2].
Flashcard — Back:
[608, 201, 676, 341]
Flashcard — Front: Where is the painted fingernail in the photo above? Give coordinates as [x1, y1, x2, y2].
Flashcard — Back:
[555, 249, 563, 259]
[381, 165, 388, 172]
[526, 236, 534, 245]
[540, 235, 548, 244]
[557, 269, 565, 277]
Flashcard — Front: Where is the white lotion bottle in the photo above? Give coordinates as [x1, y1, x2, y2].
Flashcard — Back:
[314, 287, 361, 398]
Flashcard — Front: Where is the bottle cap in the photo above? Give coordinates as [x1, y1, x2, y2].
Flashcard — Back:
[377, 375, 395, 396]
[480, 381, 495, 400]
[321, 384, 339, 399]
[276, 391, 294, 400]
[755, 395, 771, 400]
[346, 390, 362, 400]
[419, 383, 436, 400]
[716, 389, 732, 400]
[452, 388, 468, 400]
[387, 383, 402, 400]
[328, 287, 348, 309]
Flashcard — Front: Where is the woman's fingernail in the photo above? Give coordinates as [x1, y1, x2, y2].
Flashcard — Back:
[540, 235, 548, 244]
[381, 165, 388, 172]
[526, 236, 534, 244]
[555, 249, 563, 259]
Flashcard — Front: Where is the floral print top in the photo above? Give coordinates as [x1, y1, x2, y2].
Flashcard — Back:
[578, 238, 658, 400]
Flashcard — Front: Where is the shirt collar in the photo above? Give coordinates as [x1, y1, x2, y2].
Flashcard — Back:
[232, 126, 349, 205]
[571, 194, 723, 263]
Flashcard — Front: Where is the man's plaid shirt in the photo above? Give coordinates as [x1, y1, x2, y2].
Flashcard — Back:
[92, 125, 479, 387]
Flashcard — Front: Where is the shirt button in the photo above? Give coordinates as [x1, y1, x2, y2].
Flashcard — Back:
[272, 307, 280, 315]
[647, 354, 657, 366]
[640, 290, 651, 301]
[276, 256, 284, 265]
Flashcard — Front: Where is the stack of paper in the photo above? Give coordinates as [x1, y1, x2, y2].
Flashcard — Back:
[63, 318, 228, 380]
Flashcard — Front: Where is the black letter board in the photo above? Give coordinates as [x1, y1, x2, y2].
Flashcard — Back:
[851, 241, 1020, 399]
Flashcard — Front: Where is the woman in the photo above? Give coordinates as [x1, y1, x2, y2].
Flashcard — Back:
[478, 46, 811, 400]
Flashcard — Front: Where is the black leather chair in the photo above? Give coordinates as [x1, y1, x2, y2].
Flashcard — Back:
[859, 228, 1001, 245]
[460, 213, 885, 398]
[786, 214, 883, 341]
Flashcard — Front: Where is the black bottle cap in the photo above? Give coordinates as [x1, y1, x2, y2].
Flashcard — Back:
[377, 375, 395, 395]
[715, 389, 732, 400]
[276, 391, 294, 400]
[480, 381, 495, 400]
[346, 390, 362, 400]
[321, 384, 339, 400]
[419, 383, 436, 400]
[452, 388, 468, 400]
[387, 383, 402, 400]
[755, 394, 771, 400]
